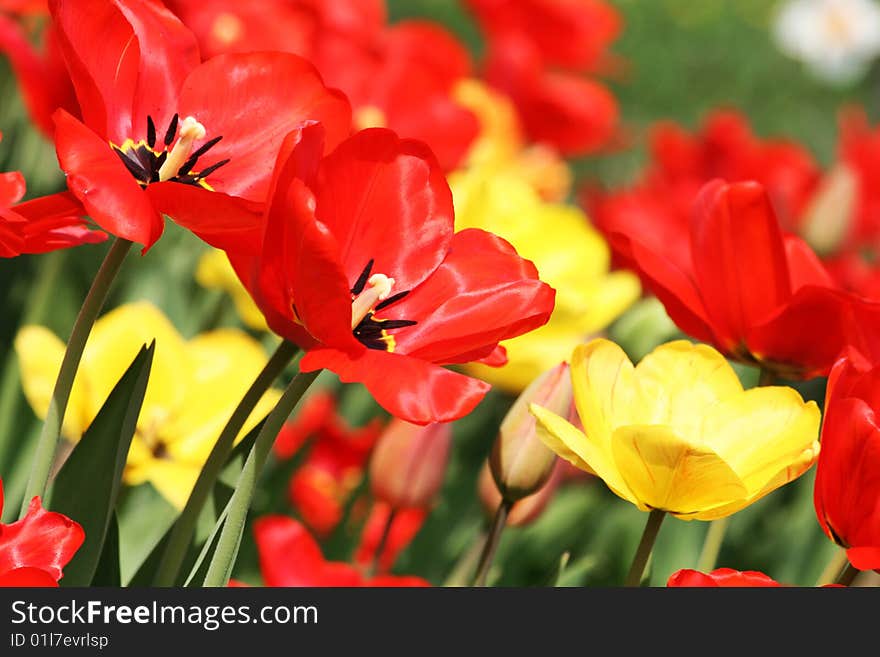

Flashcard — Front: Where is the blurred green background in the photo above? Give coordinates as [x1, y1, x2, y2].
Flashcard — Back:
[0, 0, 868, 586]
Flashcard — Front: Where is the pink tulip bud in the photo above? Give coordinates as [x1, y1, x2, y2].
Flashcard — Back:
[478, 460, 562, 527]
[369, 419, 452, 509]
[490, 362, 572, 501]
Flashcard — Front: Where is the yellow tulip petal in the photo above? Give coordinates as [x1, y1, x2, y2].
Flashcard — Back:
[611, 424, 748, 518]
[530, 403, 636, 505]
[138, 459, 201, 511]
[693, 441, 819, 521]
[570, 339, 640, 447]
[576, 270, 642, 336]
[162, 329, 281, 458]
[634, 340, 743, 440]
[14, 326, 91, 439]
[700, 387, 821, 494]
[82, 302, 188, 431]
[196, 249, 268, 331]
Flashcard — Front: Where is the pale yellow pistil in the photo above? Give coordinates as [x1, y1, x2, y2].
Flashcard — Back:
[351, 273, 395, 328]
[158, 116, 207, 182]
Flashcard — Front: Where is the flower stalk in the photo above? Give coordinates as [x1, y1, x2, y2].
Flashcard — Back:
[473, 499, 512, 587]
[625, 509, 666, 587]
[19, 237, 132, 516]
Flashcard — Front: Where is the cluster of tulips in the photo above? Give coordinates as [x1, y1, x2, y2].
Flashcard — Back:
[0, 0, 877, 589]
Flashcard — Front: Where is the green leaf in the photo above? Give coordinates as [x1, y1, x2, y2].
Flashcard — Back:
[91, 514, 121, 587]
[47, 341, 154, 587]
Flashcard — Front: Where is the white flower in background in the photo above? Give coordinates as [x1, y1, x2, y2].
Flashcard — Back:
[773, 0, 880, 84]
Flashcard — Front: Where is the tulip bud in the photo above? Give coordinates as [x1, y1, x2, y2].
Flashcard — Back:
[490, 362, 572, 502]
[478, 460, 562, 527]
[369, 419, 452, 509]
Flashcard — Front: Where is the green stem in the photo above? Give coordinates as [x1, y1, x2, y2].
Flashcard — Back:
[443, 525, 487, 587]
[368, 507, 397, 577]
[625, 509, 666, 587]
[835, 562, 860, 587]
[152, 339, 299, 586]
[696, 516, 729, 573]
[19, 237, 132, 516]
[758, 367, 777, 387]
[816, 548, 850, 586]
[473, 499, 511, 587]
[202, 368, 321, 587]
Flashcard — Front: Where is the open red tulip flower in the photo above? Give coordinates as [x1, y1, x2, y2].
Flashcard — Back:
[610, 178, 880, 379]
[1, 133, 105, 257]
[0, 479, 85, 586]
[232, 125, 555, 424]
[252, 515, 429, 587]
[44, 0, 350, 253]
[667, 568, 782, 587]
[814, 350, 880, 572]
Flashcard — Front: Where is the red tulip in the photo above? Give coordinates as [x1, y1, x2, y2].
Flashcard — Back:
[609, 178, 880, 379]
[43, 0, 350, 253]
[0, 479, 85, 586]
[815, 350, 880, 571]
[667, 568, 782, 587]
[232, 124, 555, 424]
[253, 515, 429, 587]
[1, 133, 105, 257]
[586, 110, 821, 270]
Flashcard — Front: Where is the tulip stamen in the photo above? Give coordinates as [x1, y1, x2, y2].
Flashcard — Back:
[349, 261, 417, 352]
[111, 114, 228, 190]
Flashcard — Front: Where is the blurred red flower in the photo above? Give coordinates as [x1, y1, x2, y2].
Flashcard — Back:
[465, 0, 620, 155]
[354, 502, 426, 575]
[0, 479, 85, 587]
[608, 178, 880, 379]
[252, 514, 429, 587]
[814, 350, 880, 571]
[274, 391, 381, 536]
[231, 124, 555, 423]
[163, 0, 478, 170]
[41, 0, 350, 252]
[667, 568, 782, 587]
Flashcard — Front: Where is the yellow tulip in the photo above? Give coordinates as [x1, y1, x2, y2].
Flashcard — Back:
[451, 165, 640, 393]
[15, 301, 282, 510]
[195, 248, 269, 331]
[530, 339, 820, 520]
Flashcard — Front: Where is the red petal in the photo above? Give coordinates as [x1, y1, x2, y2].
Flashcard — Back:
[300, 348, 490, 424]
[50, 0, 199, 143]
[0, 496, 84, 582]
[815, 396, 880, 554]
[355, 503, 425, 573]
[690, 180, 792, 350]
[253, 125, 358, 352]
[667, 568, 780, 587]
[784, 234, 835, 290]
[366, 574, 431, 587]
[0, 17, 78, 136]
[387, 229, 554, 364]
[847, 547, 880, 571]
[0, 567, 60, 587]
[748, 288, 880, 379]
[0, 171, 25, 207]
[313, 128, 454, 294]
[252, 515, 327, 587]
[53, 108, 163, 249]
[145, 182, 262, 255]
[0, 210, 25, 257]
[177, 51, 351, 202]
[13, 191, 106, 254]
